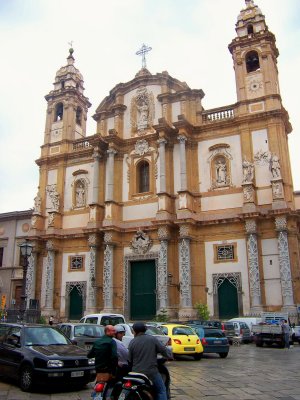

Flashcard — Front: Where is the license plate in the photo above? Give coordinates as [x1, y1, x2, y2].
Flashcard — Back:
[184, 347, 195, 351]
[214, 340, 222, 344]
[71, 371, 84, 377]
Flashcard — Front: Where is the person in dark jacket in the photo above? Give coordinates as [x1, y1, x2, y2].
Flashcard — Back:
[129, 322, 170, 400]
[87, 324, 118, 378]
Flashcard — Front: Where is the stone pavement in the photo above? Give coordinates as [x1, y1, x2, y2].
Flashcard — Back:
[0, 344, 299, 399]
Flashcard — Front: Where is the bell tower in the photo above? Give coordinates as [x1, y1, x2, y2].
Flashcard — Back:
[43, 48, 91, 146]
[228, 0, 281, 111]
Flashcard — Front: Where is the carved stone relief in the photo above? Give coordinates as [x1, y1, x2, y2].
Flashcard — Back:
[242, 159, 254, 183]
[179, 238, 192, 308]
[131, 230, 152, 255]
[46, 185, 60, 211]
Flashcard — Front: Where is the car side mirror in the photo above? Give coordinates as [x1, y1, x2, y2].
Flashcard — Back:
[7, 336, 20, 347]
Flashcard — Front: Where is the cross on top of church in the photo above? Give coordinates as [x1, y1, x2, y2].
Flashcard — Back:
[136, 44, 152, 69]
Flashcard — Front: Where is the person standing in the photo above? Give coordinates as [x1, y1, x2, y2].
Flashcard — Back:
[114, 325, 130, 379]
[128, 322, 170, 400]
[87, 325, 118, 381]
[281, 319, 290, 349]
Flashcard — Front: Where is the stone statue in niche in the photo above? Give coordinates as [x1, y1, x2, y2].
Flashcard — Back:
[136, 95, 149, 130]
[215, 159, 227, 184]
[242, 159, 254, 183]
[270, 154, 281, 179]
[75, 182, 86, 207]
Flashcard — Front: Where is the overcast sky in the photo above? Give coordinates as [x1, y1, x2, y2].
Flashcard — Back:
[0, 0, 299, 213]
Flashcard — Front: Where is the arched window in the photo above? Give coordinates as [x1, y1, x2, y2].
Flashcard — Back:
[247, 24, 254, 35]
[246, 50, 260, 73]
[61, 80, 65, 89]
[76, 107, 82, 125]
[137, 160, 149, 193]
[55, 102, 64, 121]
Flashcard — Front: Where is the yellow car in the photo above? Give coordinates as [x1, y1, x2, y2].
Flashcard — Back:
[161, 324, 203, 360]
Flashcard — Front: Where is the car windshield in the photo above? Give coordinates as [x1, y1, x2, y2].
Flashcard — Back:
[172, 326, 195, 335]
[204, 330, 225, 338]
[146, 326, 165, 335]
[25, 327, 69, 346]
[74, 325, 104, 337]
[100, 316, 125, 325]
[191, 326, 204, 338]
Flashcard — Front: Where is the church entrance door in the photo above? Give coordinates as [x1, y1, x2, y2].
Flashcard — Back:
[69, 286, 83, 320]
[218, 278, 239, 319]
[130, 260, 156, 320]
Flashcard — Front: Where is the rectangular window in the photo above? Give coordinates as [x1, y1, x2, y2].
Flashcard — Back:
[0, 247, 3, 267]
[68, 255, 85, 272]
[213, 243, 238, 263]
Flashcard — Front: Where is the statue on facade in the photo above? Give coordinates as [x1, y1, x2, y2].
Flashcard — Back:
[137, 98, 149, 130]
[75, 182, 85, 207]
[33, 192, 42, 214]
[215, 159, 227, 184]
[47, 185, 60, 211]
[270, 154, 281, 179]
[242, 159, 254, 183]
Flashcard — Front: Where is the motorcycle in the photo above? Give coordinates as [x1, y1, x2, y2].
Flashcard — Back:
[91, 379, 123, 400]
[117, 358, 171, 400]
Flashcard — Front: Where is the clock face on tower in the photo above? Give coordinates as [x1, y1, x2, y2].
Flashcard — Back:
[248, 79, 262, 93]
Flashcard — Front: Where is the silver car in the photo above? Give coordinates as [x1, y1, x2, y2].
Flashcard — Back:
[58, 323, 104, 351]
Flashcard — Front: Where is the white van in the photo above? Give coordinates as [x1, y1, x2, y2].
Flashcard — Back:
[79, 313, 126, 326]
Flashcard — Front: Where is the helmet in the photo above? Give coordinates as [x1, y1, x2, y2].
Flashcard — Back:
[132, 322, 146, 334]
[115, 325, 126, 334]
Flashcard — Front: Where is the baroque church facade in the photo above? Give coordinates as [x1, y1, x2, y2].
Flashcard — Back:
[15, 0, 300, 321]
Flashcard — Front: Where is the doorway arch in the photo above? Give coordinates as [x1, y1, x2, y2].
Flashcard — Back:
[65, 281, 86, 320]
[212, 273, 243, 319]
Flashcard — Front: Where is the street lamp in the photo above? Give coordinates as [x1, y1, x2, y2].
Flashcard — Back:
[18, 240, 33, 321]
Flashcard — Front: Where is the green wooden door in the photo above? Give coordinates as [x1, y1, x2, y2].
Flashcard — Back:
[130, 260, 156, 320]
[218, 279, 239, 319]
[69, 286, 83, 320]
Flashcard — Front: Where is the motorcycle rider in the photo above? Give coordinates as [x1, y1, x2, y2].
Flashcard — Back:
[114, 325, 130, 379]
[129, 322, 171, 400]
[87, 324, 118, 381]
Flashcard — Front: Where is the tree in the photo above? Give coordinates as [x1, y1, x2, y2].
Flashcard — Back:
[194, 302, 210, 320]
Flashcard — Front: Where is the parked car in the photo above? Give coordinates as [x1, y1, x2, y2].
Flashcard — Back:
[0, 323, 96, 391]
[222, 321, 236, 344]
[292, 325, 300, 344]
[79, 313, 125, 325]
[57, 323, 104, 350]
[189, 325, 230, 358]
[160, 324, 203, 360]
[124, 323, 172, 354]
[229, 321, 252, 343]
[187, 320, 222, 330]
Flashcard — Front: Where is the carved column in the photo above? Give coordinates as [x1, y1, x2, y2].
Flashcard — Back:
[158, 138, 167, 193]
[245, 219, 262, 311]
[42, 240, 55, 315]
[91, 147, 101, 204]
[102, 233, 114, 312]
[177, 135, 187, 191]
[275, 217, 295, 309]
[86, 234, 98, 313]
[25, 252, 36, 309]
[105, 148, 117, 201]
[178, 225, 195, 319]
[157, 227, 169, 311]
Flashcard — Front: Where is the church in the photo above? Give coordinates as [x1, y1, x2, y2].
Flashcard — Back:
[2, 0, 300, 322]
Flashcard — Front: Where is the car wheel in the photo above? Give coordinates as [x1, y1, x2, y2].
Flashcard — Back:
[193, 353, 202, 361]
[19, 365, 34, 392]
[219, 352, 228, 358]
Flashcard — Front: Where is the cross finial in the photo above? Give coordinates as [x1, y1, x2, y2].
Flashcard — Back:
[136, 44, 152, 69]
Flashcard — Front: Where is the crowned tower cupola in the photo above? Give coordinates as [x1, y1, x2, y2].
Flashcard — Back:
[228, 1, 281, 110]
[44, 48, 91, 145]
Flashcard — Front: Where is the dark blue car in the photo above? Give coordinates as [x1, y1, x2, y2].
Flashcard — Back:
[189, 325, 229, 358]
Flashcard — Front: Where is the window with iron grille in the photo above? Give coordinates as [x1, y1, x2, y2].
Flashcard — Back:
[214, 243, 237, 263]
[69, 256, 84, 271]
